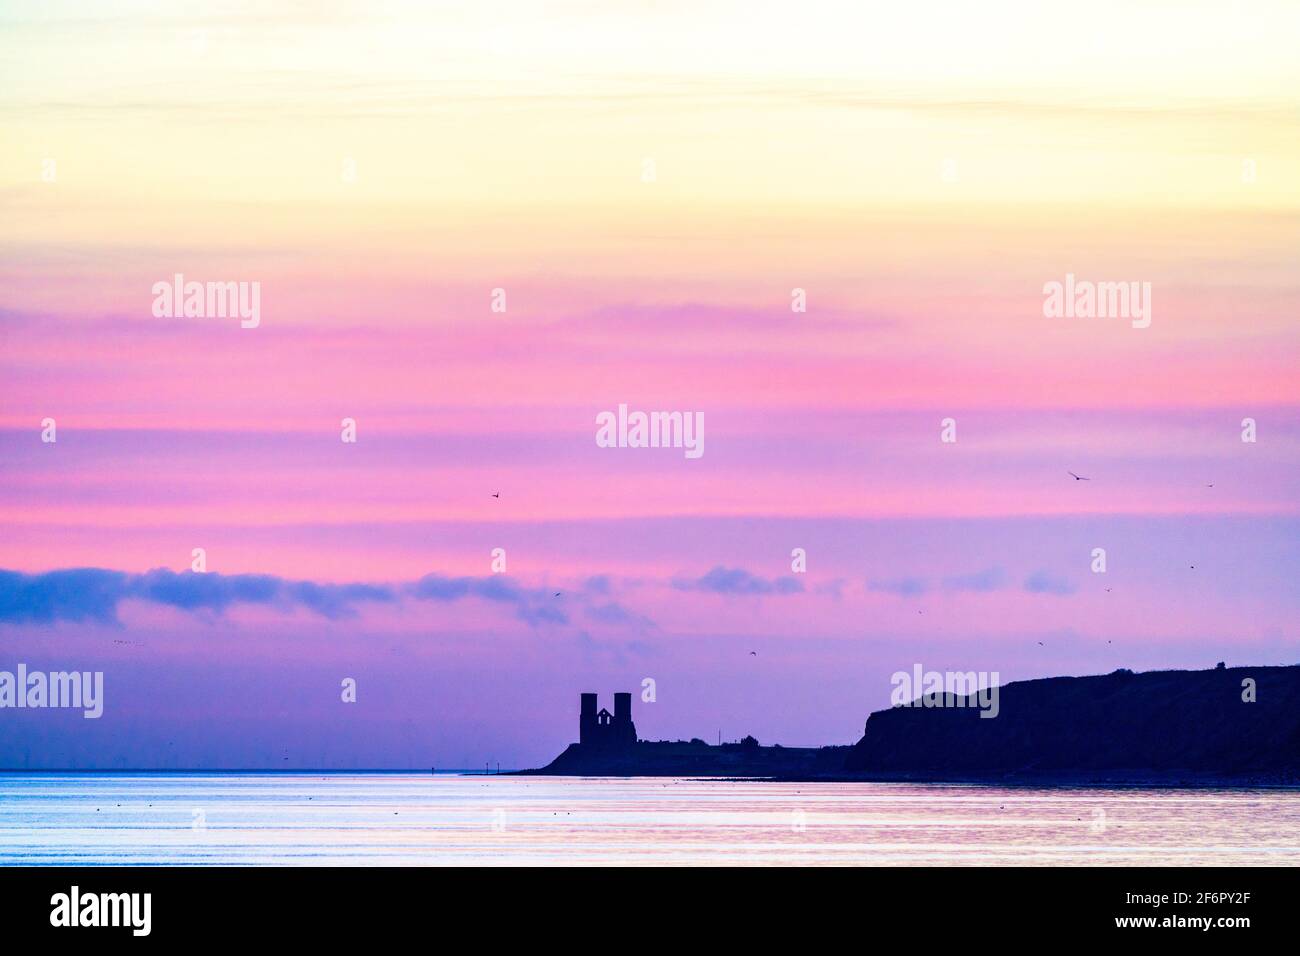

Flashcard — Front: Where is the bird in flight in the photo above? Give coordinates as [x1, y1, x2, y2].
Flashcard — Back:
[1036, 641, 1044, 646]
[1068, 471, 1090, 481]
[554, 592, 561, 597]
[490, 492, 500, 498]
[749, 651, 757, 656]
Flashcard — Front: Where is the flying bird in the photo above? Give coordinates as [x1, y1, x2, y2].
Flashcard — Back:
[1036, 641, 1044, 646]
[554, 592, 561, 597]
[490, 492, 500, 498]
[749, 651, 757, 656]
[1068, 471, 1090, 481]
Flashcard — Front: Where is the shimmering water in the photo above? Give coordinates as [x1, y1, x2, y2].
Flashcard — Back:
[1, 773, 1296, 866]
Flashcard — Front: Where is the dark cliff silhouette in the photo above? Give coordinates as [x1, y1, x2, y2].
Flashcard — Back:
[520, 667, 1300, 784]
[845, 664, 1300, 784]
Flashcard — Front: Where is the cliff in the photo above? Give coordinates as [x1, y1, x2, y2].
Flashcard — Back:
[844, 664, 1300, 785]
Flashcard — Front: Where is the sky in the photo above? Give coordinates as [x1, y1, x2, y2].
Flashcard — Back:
[1, 0, 1298, 769]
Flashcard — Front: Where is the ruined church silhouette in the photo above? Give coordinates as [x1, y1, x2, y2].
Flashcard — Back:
[579, 692, 637, 749]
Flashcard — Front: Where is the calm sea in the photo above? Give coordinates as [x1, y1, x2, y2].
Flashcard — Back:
[1, 773, 1296, 866]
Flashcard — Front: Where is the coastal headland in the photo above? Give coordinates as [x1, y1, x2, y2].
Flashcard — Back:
[518, 665, 1300, 786]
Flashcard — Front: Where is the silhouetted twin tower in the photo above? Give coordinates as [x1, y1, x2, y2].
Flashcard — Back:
[579, 692, 637, 749]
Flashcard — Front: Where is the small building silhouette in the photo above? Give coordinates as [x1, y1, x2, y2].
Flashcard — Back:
[579, 692, 637, 749]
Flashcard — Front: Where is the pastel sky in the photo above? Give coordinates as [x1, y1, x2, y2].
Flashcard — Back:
[1, 1, 1297, 768]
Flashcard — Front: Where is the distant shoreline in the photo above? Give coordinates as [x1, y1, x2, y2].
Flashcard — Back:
[520, 665, 1300, 786]
[0, 768, 496, 775]
[0, 768, 1296, 790]
[773, 771, 1300, 789]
